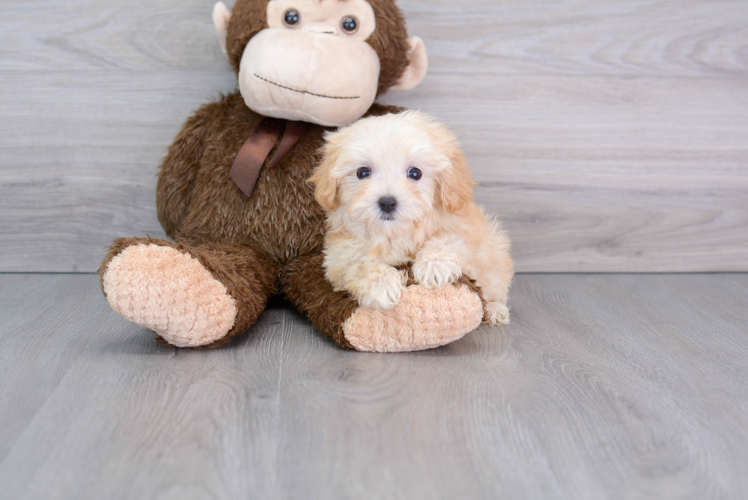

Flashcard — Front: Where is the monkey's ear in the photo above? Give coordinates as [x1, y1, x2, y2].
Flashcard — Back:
[390, 37, 429, 92]
[213, 2, 232, 54]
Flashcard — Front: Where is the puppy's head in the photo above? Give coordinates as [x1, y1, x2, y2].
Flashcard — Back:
[309, 111, 475, 231]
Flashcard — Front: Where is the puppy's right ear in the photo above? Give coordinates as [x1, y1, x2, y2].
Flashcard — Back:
[308, 144, 341, 211]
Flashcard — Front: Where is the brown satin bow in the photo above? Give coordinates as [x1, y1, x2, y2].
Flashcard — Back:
[230, 118, 313, 197]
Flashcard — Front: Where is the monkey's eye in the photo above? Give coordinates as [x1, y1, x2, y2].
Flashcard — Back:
[341, 16, 359, 34]
[283, 9, 301, 28]
[407, 167, 423, 181]
[357, 167, 372, 179]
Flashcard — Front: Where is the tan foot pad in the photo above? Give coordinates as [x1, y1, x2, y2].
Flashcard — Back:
[102, 244, 237, 348]
[342, 284, 483, 353]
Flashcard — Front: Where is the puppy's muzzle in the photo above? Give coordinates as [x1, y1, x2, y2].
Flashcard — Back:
[378, 197, 398, 215]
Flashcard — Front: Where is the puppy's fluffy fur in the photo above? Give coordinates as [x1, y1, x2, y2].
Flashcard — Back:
[309, 111, 514, 325]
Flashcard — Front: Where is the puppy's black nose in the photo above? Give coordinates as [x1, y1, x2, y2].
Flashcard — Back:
[378, 196, 398, 214]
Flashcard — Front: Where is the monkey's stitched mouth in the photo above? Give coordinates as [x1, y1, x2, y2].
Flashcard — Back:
[254, 74, 361, 100]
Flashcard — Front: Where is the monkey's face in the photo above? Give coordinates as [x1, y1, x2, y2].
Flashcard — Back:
[242, 0, 379, 127]
[214, 0, 428, 127]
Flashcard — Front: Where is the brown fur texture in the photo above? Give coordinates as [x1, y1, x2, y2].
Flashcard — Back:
[98, 0, 481, 349]
[281, 253, 358, 349]
[226, 0, 410, 95]
[100, 94, 402, 347]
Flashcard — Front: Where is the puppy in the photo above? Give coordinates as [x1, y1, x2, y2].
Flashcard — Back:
[309, 111, 514, 325]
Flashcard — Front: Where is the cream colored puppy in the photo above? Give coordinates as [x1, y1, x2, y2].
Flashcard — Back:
[309, 111, 514, 325]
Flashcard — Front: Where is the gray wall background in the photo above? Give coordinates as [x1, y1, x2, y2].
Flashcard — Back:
[1, 0, 746, 273]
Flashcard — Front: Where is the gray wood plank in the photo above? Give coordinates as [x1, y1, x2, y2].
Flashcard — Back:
[1, 0, 747, 272]
[1, 72, 746, 272]
[3, 0, 746, 78]
[382, 74, 748, 272]
[402, 0, 748, 78]
[0, 0, 228, 72]
[0, 274, 166, 464]
[1, 273, 747, 499]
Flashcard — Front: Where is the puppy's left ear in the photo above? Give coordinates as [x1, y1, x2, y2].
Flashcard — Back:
[437, 147, 476, 213]
[309, 144, 342, 211]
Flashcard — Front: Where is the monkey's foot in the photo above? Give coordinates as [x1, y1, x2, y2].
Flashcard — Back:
[342, 284, 483, 352]
[102, 243, 237, 348]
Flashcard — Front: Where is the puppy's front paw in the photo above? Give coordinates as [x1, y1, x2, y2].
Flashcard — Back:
[413, 253, 462, 288]
[484, 301, 510, 326]
[357, 266, 407, 310]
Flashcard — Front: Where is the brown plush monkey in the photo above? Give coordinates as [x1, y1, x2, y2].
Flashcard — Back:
[98, 0, 485, 352]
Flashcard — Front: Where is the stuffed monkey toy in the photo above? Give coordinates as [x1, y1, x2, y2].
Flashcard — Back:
[99, 0, 485, 352]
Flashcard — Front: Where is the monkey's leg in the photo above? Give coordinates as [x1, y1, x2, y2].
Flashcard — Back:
[282, 253, 485, 352]
[99, 237, 278, 348]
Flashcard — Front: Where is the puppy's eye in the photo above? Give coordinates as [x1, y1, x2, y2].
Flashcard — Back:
[407, 167, 422, 181]
[283, 9, 301, 27]
[341, 16, 359, 34]
[357, 167, 372, 179]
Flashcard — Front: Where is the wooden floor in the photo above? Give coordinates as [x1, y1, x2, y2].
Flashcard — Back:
[1, 0, 746, 498]
[1, 273, 746, 499]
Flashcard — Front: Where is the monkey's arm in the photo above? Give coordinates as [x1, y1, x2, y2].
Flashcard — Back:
[156, 100, 223, 238]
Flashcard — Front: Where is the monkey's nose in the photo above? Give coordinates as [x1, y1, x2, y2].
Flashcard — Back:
[378, 197, 398, 214]
[302, 22, 338, 35]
